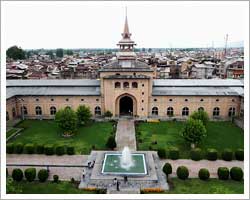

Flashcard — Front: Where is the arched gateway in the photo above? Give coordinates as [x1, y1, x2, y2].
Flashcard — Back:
[116, 94, 137, 116]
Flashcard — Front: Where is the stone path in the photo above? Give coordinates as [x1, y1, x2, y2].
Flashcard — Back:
[115, 119, 136, 151]
[159, 159, 244, 178]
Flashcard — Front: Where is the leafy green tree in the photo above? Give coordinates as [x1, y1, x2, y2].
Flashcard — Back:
[182, 118, 207, 148]
[190, 110, 209, 126]
[76, 105, 92, 126]
[6, 46, 25, 60]
[56, 48, 64, 58]
[66, 49, 74, 55]
[55, 107, 77, 136]
[46, 50, 54, 59]
[104, 110, 113, 118]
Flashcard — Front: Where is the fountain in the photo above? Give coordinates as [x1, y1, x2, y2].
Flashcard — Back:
[120, 146, 134, 170]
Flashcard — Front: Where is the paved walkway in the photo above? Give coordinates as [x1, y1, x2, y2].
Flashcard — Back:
[160, 159, 244, 178]
[115, 119, 136, 151]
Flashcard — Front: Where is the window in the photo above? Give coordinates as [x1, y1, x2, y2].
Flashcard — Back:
[228, 107, 236, 117]
[115, 73, 120, 76]
[96, 99, 99, 102]
[95, 106, 101, 116]
[213, 107, 220, 116]
[167, 107, 174, 116]
[115, 82, 121, 88]
[133, 73, 136, 76]
[21, 106, 28, 115]
[169, 99, 173, 102]
[182, 107, 189, 116]
[198, 107, 204, 112]
[232, 99, 235, 102]
[132, 82, 138, 88]
[50, 106, 56, 115]
[66, 98, 69, 102]
[142, 84, 144, 87]
[142, 108, 144, 111]
[216, 99, 219, 102]
[12, 108, 16, 118]
[6, 112, 9, 121]
[152, 107, 158, 116]
[81, 99, 84, 101]
[35, 106, 42, 115]
[185, 99, 188, 102]
[142, 92, 144, 95]
[36, 98, 39, 102]
[200, 99, 204, 102]
[123, 82, 129, 88]
[154, 99, 157, 102]
[51, 98, 54, 102]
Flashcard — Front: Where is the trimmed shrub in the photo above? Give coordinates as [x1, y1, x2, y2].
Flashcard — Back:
[6, 143, 14, 154]
[44, 145, 55, 155]
[38, 169, 49, 182]
[14, 143, 24, 154]
[55, 145, 65, 155]
[163, 163, 172, 175]
[176, 166, 189, 180]
[168, 147, 179, 160]
[106, 136, 116, 149]
[198, 168, 210, 180]
[157, 148, 167, 159]
[24, 168, 36, 182]
[230, 167, 243, 181]
[190, 148, 202, 161]
[24, 143, 35, 154]
[221, 148, 233, 161]
[12, 168, 23, 182]
[235, 149, 244, 161]
[66, 146, 75, 155]
[217, 167, 230, 180]
[206, 148, 218, 161]
[36, 144, 44, 154]
[53, 175, 59, 183]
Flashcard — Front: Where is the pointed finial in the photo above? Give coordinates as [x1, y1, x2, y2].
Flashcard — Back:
[125, 6, 127, 18]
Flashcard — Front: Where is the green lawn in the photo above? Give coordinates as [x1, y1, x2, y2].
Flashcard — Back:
[136, 121, 243, 158]
[165, 178, 244, 194]
[8, 181, 100, 194]
[9, 120, 114, 154]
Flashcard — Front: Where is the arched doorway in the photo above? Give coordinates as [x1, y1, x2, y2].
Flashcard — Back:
[120, 96, 133, 116]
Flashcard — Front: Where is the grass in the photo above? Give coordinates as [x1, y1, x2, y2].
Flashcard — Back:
[8, 180, 99, 194]
[9, 120, 114, 154]
[6, 128, 20, 138]
[136, 121, 243, 158]
[165, 178, 244, 194]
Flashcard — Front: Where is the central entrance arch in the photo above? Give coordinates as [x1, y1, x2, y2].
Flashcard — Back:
[115, 93, 137, 117]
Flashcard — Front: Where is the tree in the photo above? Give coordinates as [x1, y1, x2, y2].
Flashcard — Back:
[190, 110, 209, 126]
[104, 110, 113, 118]
[163, 163, 172, 181]
[76, 105, 92, 126]
[66, 49, 74, 55]
[55, 107, 77, 136]
[56, 48, 64, 58]
[182, 118, 207, 148]
[106, 136, 116, 149]
[6, 46, 25, 60]
[46, 50, 54, 59]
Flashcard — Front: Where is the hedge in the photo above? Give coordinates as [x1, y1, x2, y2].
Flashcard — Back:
[157, 148, 167, 159]
[53, 175, 59, 183]
[206, 148, 218, 161]
[221, 148, 233, 161]
[190, 148, 202, 161]
[230, 167, 243, 181]
[24, 168, 36, 182]
[66, 146, 75, 155]
[163, 163, 172, 175]
[217, 167, 230, 180]
[235, 149, 244, 161]
[106, 136, 116, 149]
[12, 168, 23, 182]
[24, 143, 35, 154]
[14, 143, 24, 154]
[176, 166, 189, 180]
[36, 144, 44, 154]
[55, 145, 65, 155]
[168, 147, 179, 160]
[198, 168, 210, 180]
[6, 143, 14, 154]
[38, 169, 49, 182]
[44, 145, 55, 155]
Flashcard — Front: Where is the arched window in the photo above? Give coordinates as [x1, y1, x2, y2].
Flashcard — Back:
[167, 107, 174, 116]
[12, 107, 16, 118]
[213, 107, 220, 116]
[123, 82, 129, 88]
[132, 82, 138, 88]
[35, 106, 42, 115]
[95, 106, 101, 116]
[152, 107, 158, 116]
[21, 106, 28, 115]
[198, 107, 204, 112]
[6, 112, 9, 121]
[182, 107, 189, 116]
[228, 107, 236, 117]
[115, 82, 121, 88]
[50, 106, 56, 115]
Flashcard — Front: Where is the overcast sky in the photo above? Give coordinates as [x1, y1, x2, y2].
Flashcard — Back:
[2, 1, 249, 49]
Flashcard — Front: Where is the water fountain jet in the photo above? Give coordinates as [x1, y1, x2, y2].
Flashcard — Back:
[120, 146, 134, 170]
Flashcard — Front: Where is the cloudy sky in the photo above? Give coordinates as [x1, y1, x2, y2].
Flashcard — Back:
[2, 1, 249, 49]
